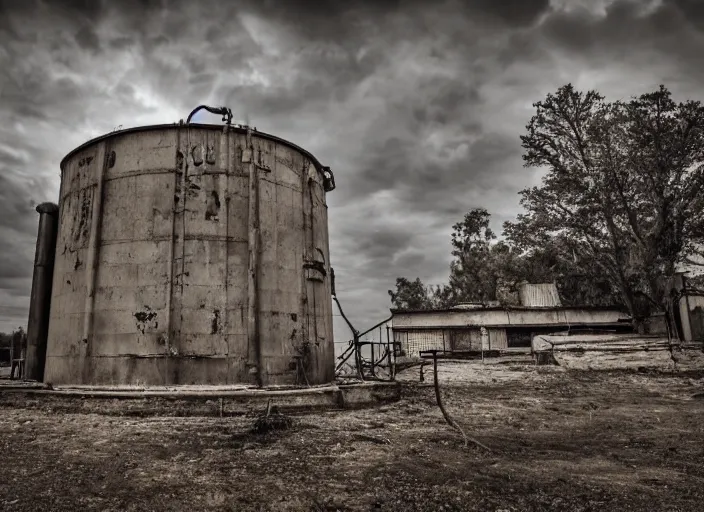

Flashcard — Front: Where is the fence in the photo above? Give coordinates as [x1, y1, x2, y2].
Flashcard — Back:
[392, 330, 446, 359]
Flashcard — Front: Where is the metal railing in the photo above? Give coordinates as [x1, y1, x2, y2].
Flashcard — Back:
[0, 344, 25, 380]
[332, 294, 395, 381]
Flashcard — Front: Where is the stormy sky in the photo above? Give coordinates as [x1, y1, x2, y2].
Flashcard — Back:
[0, 0, 703, 342]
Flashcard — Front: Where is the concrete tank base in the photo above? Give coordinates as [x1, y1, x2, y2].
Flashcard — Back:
[0, 380, 400, 416]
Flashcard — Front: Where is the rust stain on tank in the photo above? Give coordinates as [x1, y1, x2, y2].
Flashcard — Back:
[74, 192, 91, 244]
[78, 156, 93, 167]
[206, 144, 216, 165]
[186, 175, 201, 198]
[134, 306, 158, 334]
[192, 144, 204, 166]
[205, 190, 221, 221]
[211, 309, 221, 334]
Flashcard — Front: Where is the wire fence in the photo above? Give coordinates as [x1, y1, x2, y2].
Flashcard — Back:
[393, 330, 446, 359]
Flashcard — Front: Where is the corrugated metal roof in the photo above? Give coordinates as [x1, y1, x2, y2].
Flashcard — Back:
[518, 283, 562, 307]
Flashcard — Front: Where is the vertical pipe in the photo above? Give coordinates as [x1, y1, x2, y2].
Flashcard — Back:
[246, 126, 263, 386]
[81, 143, 107, 384]
[370, 339, 375, 377]
[379, 325, 383, 374]
[9, 332, 13, 377]
[172, 129, 191, 384]
[378, 326, 383, 374]
[354, 331, 363, 380]
[25, 202, 59, 382]
[301, 166, 310, 379]
[386, 324, 393, 379]
[307, 179, 319, 350]
[164, 131, 183, 384]
[222, 127, 231, 381]
[682, 274, 693, 341]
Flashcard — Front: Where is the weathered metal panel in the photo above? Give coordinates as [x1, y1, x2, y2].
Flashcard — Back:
[681, 295, 704, 341]
[518, 283, 562, 307]
[449, 328, 507, 351]
[106, 130, 179, 178]
[488, 328, 508, 349]
[44, 125, 334, 386]
[451, 329, 480, 351]
[45, 146, 100, 383]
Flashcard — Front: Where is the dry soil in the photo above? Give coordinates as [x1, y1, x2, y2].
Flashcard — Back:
[1, 361, 704, 511]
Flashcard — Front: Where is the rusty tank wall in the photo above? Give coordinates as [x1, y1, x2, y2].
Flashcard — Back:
[43, 124, 335, 386]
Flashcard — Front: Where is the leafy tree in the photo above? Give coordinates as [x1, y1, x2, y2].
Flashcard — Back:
[388, 277, 437, 310]
[442, 208, 498, 305]
[388, 209, 599, 310]
[503, 223, 623, 307]
[510, 84, 704, 329]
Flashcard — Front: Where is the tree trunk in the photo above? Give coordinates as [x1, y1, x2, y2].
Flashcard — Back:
[633, 318, 648, 335]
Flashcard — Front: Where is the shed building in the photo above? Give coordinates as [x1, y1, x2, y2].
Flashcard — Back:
[390, 284, 632, 358]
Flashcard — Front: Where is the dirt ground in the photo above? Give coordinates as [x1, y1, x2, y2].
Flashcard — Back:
[1, 361, 704, 512]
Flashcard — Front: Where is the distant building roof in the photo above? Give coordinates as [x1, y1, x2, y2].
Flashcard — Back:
[390, 304, 627, 315]
[390, 305, 631, 330]
[518, 283, 562, 307]
[453, 301, 500, 310]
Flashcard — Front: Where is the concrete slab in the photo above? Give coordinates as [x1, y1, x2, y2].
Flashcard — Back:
[0, 380, 400, 417]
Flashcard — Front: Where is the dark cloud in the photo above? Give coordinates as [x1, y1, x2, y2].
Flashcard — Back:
[0, 175, 44, 285]
[469, 0, 551, 26]
[348, 131, 520, 213]
[668, 0, 704, 30]
[50, 0, 107, 22]
[538, 0, 704, 77]
[348, 227, 415, 262]
[74, 26, 100, 52]
[0, 0, 702, 335]
[2, 277, 32, 295]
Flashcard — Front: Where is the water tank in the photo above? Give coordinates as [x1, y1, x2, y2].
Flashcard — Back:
[44, 121, 336, 386]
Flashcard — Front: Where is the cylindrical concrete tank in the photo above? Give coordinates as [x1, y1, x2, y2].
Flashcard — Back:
[44, 122, 336, 386]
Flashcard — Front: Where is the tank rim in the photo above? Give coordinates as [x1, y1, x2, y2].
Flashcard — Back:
[59, 123, 328, 176]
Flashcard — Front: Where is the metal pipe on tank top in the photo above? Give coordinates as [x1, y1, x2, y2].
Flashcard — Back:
[25, 202, 59, 382]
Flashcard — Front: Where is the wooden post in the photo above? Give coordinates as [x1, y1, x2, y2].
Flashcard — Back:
[386, 324, 393, 379]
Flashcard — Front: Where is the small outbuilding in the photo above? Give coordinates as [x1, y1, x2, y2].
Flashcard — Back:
[390, 283, 632, 359]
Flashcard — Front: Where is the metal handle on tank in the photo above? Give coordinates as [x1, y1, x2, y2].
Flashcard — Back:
[186, 105, 233, 125]
[322, 166, 336, 192]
